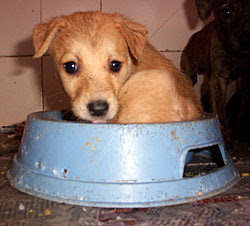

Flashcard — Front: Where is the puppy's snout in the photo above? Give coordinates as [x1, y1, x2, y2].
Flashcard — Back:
[87, 100, 109, 117]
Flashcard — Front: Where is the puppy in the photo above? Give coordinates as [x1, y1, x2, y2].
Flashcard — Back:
[114, 70, 203, 123]
[33, 11, 203, 123]
[181, 0, 250, 139]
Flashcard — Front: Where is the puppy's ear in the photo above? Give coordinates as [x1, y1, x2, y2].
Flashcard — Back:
[114, 13, 148, 60]
[195, 0, 214, 20]
[33, 18, 64, 58]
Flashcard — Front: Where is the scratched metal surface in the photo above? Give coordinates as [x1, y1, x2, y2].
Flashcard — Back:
[6, 111, 241, 208]
[0, 128, 250, 226]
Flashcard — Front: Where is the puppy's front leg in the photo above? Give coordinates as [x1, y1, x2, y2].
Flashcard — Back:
[208, 74, 230, 141]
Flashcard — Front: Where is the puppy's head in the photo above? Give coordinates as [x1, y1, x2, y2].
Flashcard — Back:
[32, 11, 147, 123]
[196, 0, 250, 54]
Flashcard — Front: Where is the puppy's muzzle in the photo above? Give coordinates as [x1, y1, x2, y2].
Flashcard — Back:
[87, 100, 109, 117]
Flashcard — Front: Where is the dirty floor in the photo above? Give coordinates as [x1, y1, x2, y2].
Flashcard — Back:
[0, 125, 250, 226]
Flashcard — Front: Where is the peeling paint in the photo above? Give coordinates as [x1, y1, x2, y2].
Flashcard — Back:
[6, 111, 240, 207]
[52, 169, 60, 177]
[35, 161, 45, 170]
[82, 141, 91, 151]
[171, 129, 177, 141]
[197, 191, 203, 196]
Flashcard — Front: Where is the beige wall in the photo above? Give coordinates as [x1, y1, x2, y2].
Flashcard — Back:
[0, 0, 205, 126]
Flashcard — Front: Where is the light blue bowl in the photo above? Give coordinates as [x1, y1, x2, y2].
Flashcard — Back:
[7, 111, 239, 207]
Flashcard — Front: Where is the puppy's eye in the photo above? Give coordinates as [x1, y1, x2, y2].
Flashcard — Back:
[220, 6, 232, 20]
[109, 60, 122, 72]
[64, 61, 78, 74]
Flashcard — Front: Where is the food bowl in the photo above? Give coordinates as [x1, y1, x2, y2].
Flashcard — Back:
[7, 111, 239, 207]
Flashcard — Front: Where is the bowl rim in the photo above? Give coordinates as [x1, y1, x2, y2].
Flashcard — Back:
[28, 110, 216, 127]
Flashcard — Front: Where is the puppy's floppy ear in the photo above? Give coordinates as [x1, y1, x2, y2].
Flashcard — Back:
[114, 13, 148, 60]
[33, 18, 64, 58]
[195, 0, 214, 20]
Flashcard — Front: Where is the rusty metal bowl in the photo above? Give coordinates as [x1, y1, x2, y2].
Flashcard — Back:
[7, 111, 240, 207]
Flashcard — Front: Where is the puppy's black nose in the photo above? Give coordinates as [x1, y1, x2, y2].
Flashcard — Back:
[87, 100, 109, 117]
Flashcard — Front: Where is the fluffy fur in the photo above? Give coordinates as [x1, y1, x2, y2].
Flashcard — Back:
[114, 70, 202, 123]
[33, 11, 203, 123]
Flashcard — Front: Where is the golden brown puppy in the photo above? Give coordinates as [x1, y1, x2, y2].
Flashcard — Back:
[32, 11, 203, 123]
[115, 70, 202, 123]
